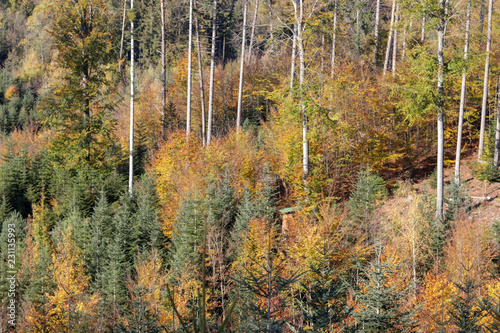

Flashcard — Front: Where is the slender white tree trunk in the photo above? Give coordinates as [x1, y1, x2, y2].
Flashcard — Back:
[195, 17, 207, 147]
[236, 0, 249, 132]
[186, 0, 194, 137]
[478, 0, 493, 161]
[421, 15, 425, 43]
[455, 0, 471, 184]
[129, 0, 135, 195]
[293, 0, 308, 183]
[436, 0, 448, 221]
[290, 25, 297, 100]
[119, 0, 127, 72]
[331, 0, 337, 75]
[247, 0, 260, 62]
[373, 0, 380, 65]
[392, 3, 399, 78]
[494, 71, 500, 167]
[383, 0, 396, 77]
[207, 0, 218, 145]
[160, 0, 166, 136]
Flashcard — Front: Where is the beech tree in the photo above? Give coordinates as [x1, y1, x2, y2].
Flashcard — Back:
[478, 0, 493, 161]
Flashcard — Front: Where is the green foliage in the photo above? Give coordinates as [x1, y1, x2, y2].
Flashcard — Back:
[444, 181, 472, 222]
[448, 280, 484, 333]
[353, 252, 419, 333]
[471, 160, 500, 182]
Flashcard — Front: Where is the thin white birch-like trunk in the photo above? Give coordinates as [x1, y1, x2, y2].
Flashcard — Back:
[478, 0, 493, 161]
[436, 0, 448, 221]
[119, 0, 126, 72]
[247, 0, 260, 62]
[383, 0, 396, 77]
[160, 0, 166, 136]
[293, 0, 308, 183]
[455, 0, 471, 184]
[421, 15, 425, 43]
[236, 0, 249, 132]
[373, 0, 380, 65]
[289, 24, 297, 100]
[195, 17, 207, 147]
[331, 0, 337, 75]
[402, 18, 411, 61]
[129, 0, 135, 195]
[392, 3, 399, 78]
[494, 71, 500, 167]
[186, 0, 194, 137]
[207, 0, 218, 145]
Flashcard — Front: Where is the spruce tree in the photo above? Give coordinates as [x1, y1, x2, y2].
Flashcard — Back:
[448, 280, 484, 333]
[353, 252, 419, 332]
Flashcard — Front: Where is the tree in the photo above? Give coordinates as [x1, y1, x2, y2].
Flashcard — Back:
[448, 280, 484, 333]
[186, 0, 194, 138]
[478, 0, 493, 161]
[373, 0, 380, 66]
[455, 0, 471, 184]
[206, 0, 218, 145]
[129, 0, 136, 195]
[353, 250, 419, 332]
[436, 0, 448, 221]
[236, 0, 249, 132]
[47, 0, 118, 171]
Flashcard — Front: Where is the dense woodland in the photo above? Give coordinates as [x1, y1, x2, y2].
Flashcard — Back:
[1, 0, 500, 331]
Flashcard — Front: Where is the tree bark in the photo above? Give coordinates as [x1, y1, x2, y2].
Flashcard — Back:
[186, 0, 194, 138]
[436, 0, 448, 221]
[331, 0, 337, 75]
[383, 0, 396, 77]
[421, 15, 425, 43]
[494, 71, 500, 167]
[207, 0, 218, 145]
[236, 0, 249, 132]
[129, 0, 135, 195]
[455, 0, 471, 184]
[289, 24, 297, 100]
[478, 0, 493, 161]
[392, 3, 399, 78]
[118, 0, 126, 72]
[195, 18, 207, 147]
[247, 0, 260, 62]
[373, 0, 380, 66]
[160, 0, 166, 136]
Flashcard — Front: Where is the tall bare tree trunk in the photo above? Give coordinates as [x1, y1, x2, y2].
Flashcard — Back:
[331, 0, 337, 75]
[236, 0, 249, 132]
[292, 0, 308, 184]
[129, 0, 135, 195]
[160, 0, 166, 136]
[455, 0, 471, 184]
[373, 0, 380, 66]
[119, 0, 126, 72]
[478, 0, 493, 161]
[494, 71, 500, 167]
[421, 15, 425, 43]
[247, 0, 260, 62]
[383, 0, 396, 77]
[186, 0, 194, 138]
[436, 0, 448, 221]
[402, 18, 411, 61]
[207, 0, 218, 145]
[195, 18, 207, 147]
[392, 3, 399, 78]
[289, 25, 297, 100]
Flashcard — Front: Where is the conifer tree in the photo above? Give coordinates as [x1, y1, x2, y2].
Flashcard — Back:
[448, 280, 484, 333]
[353, 251, 419, 332]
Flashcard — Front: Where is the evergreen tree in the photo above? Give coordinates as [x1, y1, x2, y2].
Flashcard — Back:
[353, 251, 419, 332]
[448, 280, 484, 333]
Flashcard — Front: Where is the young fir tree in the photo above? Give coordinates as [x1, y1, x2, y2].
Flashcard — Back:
[448, 280, 484, 333]
[353, 251, 419, 332]
[300, 246, 352, 331]
[348, 168, 387, 244]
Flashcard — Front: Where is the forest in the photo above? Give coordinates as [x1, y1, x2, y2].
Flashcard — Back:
[1, 0, 500, 331]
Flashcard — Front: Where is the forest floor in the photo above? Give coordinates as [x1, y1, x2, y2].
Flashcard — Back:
[380, 152, 500, 226]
